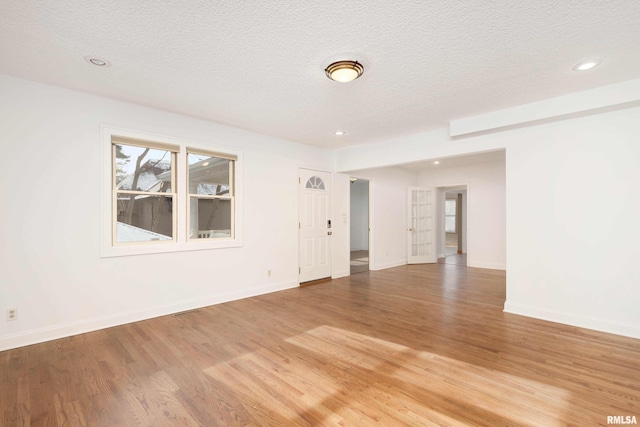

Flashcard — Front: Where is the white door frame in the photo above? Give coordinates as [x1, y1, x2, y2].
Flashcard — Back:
[436, 183, 469, 264]
[348, 177, 372, 273]
[348, 176, 375, 270]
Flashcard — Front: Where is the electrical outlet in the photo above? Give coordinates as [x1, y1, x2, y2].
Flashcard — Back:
[7, 308, 17, 321]
[267, 269, 272, 277]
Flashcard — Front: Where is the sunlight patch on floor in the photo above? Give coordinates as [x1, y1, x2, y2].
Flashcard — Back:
[203, 325, 571, 426]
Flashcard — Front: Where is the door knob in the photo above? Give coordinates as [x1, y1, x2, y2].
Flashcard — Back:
[408, 228, 415, 231]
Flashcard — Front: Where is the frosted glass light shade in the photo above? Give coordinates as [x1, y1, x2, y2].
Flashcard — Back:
[325, 60, 364, 83]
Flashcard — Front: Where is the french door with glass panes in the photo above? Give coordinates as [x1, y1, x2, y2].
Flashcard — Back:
[407, 187, 436, 264]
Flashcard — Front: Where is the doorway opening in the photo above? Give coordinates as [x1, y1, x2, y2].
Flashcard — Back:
[437, 185, 467, 266]
[350, 178, 369, 274]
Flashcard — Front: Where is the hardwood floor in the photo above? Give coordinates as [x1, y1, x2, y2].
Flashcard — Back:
[437, 253, 467, 266]
[350, 250, 369, 274]
[2, 264, 639, 426]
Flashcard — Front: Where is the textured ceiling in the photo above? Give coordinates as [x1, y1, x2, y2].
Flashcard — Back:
[1, 1, 639, 148]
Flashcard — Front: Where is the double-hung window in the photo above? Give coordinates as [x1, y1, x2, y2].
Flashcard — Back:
[187, 150, 236, 240]
[101, 127, 242, 257]
[113, 138, 178, 244]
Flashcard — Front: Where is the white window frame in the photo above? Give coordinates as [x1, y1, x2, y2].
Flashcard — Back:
[186, 148, 236, 241]
[112, 137, 179, 247]
[101, 126, 243, 257]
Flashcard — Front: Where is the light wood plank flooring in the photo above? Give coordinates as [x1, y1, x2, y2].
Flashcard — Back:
[1, 264, 639, 426]
[437, 253, 467, 266]
[350, 250, 369, 274]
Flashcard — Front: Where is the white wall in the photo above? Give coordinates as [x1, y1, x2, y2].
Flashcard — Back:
[346, 167, 418, 271]
[349, 180, 369, 251]
[335, 80, 640, 338]
[504, 108, 640, 338]
[0, 74, 334, 350]
[420, 161, 506, 270]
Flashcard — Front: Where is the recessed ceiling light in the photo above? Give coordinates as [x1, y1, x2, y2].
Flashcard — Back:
[84, 55, 112, 67]
[335, 131, 346, 136]
[202, 161, 210, 167]
[325, 60, 364, 83]
[434, 160, 440, 165]
[572, 60, 601, 71]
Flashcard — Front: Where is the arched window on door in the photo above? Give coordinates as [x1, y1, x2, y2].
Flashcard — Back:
[305, 176, 326, 190]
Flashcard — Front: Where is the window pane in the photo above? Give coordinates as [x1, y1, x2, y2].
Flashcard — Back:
[115, 194, 173, 243]
[188, 154, 230, 195]
[115, 144, 173, 191]
[445, 199, 456, 215]
[445, 216, 456, 233]
[189, 197, 232, 239]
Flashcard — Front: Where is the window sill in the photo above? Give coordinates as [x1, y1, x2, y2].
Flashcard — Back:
[100, 238, 243, 258]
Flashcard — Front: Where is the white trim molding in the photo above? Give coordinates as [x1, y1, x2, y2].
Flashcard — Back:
[504, 301, 640, 339]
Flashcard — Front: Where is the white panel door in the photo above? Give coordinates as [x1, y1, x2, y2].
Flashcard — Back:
[407, 187, 436, 264]
[299, 169, 332, 282]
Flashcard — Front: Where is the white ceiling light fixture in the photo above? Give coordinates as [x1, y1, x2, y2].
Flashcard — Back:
[434, 160, 440, 165]
[335, 130, 346, 136]
[572, 59, 601, 71]
[325, 60, 364, 83]
[83, 55, 112, 67]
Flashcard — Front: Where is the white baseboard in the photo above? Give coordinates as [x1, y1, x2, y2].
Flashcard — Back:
[504, 301, 640, 339]
[0, 281, 297, 352]
[370, 259, 406, 271]
[468, 260, 506, 270]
